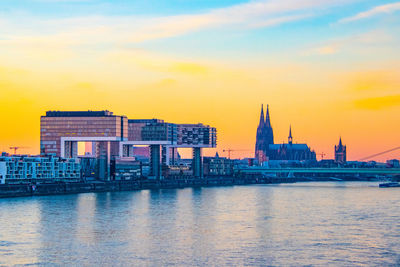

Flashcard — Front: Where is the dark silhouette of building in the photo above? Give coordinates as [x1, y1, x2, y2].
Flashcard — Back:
[255, 104, 274, 161]
[335, 137, 346, 164]
[255, 104, 316, 163]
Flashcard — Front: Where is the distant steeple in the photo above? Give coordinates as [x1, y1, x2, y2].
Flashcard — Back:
[288, 125, 293, 145]
[259, 104, 265, 126]
[265, 104, 271, 127]
[215, 152, 220, 158]
[335, 137, 346, 164]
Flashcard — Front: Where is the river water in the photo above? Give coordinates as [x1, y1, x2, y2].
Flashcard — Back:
[0, 182, 399, 266]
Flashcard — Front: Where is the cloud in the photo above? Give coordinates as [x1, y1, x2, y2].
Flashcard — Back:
[347, 70, 400, 92]
[305, 29, 394, 56]
[339, 2, 400, 23]
[0, 0, 355, 48]
[354, 95, 400, 110]
[315, 45, 339, 55]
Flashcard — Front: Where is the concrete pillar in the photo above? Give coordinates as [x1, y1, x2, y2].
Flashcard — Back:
[122, 144, 128, 157]
[98, 141, 111, 180]
[90, 142, 97, 157]
[121, 144, 134, 158]
[71, 141, 78, 158]
[64, 141, 70, 158]
[192, 147, 203, 178]
[171, 147, 176, 165]
[110, 142, 120, 158]
[162, 146, 172, 166]
[64, 141, 78, 158]
[150, 145, 161, 179]
[128, 145, 134, 157]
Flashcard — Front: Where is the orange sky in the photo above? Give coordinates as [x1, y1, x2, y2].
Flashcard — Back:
[1, 0, 399, 162]
[1, 58, 399, 161]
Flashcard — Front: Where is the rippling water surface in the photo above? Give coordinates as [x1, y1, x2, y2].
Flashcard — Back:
[0, 182, 399, 266]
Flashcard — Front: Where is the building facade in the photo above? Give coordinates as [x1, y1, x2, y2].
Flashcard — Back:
[177, 124, 217, 147]
[203, 153, 234, 176]
[40, 110, 128, 158]
[0, 156, 81, 184]
[40, 110, 217, 180]
[255, 105, 316, 163]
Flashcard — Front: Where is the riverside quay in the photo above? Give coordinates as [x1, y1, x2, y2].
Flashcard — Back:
[40, 110, 217, 180]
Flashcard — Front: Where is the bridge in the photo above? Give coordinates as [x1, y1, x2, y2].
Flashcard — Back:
[236, 167, 400, 175]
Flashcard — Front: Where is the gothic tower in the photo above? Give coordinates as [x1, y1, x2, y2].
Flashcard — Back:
[263, 105, 274, 146]
[335, 137, 347, 164]
[255, 104, 265, 155]
[255, 104, 274, 162]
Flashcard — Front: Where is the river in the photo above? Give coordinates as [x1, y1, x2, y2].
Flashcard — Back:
[0, 182, 399, 266]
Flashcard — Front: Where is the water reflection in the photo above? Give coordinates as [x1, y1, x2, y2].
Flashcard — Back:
[0, 182, 399, 266]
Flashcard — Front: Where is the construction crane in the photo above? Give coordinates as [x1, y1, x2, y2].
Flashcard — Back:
[222, 149, 251, 159]
[9, 146, 29, 155]
[317, 152, 326, 160]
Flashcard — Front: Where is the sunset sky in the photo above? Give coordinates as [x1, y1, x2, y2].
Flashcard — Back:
[1, 0, 399, 161]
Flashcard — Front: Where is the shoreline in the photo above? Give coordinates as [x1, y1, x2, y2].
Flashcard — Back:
[0, 176, 382, 199]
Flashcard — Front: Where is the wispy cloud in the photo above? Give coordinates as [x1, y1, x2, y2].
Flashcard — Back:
[339, 2, 400, 23]
[354, 94, 400, 110]
[0, 0, 354, 48]
[305, 29, 394, 56]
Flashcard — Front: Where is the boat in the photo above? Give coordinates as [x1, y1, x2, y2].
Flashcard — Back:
[379, 182, 400, 188]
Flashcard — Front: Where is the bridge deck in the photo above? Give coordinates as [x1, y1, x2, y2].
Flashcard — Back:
[236, 168, 400, 174]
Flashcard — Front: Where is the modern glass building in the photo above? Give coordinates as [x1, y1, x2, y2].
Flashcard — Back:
[39, 110, 217, 180]
[177, 124, 217, 147]
[40, 111, 128, 158]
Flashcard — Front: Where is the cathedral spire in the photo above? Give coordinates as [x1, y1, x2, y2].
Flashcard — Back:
[258, 104, 264, 126]
[265, 104, 271, 127]
[288, 125, 293, 145]
[338, 137, 343, 148]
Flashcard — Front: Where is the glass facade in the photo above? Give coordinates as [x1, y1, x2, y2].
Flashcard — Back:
[0, 156, 81, 182]
[177, 124, 217, 147]
[40, 111, 128, 157]
[128, 120, 216, 147]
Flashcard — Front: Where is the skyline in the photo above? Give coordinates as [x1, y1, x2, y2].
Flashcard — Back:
[1, 0, 400, 161]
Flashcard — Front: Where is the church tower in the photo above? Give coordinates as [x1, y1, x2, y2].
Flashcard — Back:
[288, 125, 293, 145]
[255, 104, 265, 157]
[335, 137, 347, 164]
[263, 105, 274, 146]
[255, 104, 274, 162]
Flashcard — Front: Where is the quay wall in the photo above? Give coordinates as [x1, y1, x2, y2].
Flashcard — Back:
[0, 176, 378, 199]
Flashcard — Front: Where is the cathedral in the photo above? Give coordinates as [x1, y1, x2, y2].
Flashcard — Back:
[255, 104, 316, 163]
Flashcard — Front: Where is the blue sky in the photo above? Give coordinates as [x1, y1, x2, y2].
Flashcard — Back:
[1, 0, 399, 63]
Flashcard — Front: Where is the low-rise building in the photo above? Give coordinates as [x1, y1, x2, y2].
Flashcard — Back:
[112, 158, 142, 180]
[0, 156, 81, 184]
[203, 153, 233, 177]
[387, 159, 400, 168]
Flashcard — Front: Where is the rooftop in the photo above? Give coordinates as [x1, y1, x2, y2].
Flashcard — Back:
[45, 110, 115, 117]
